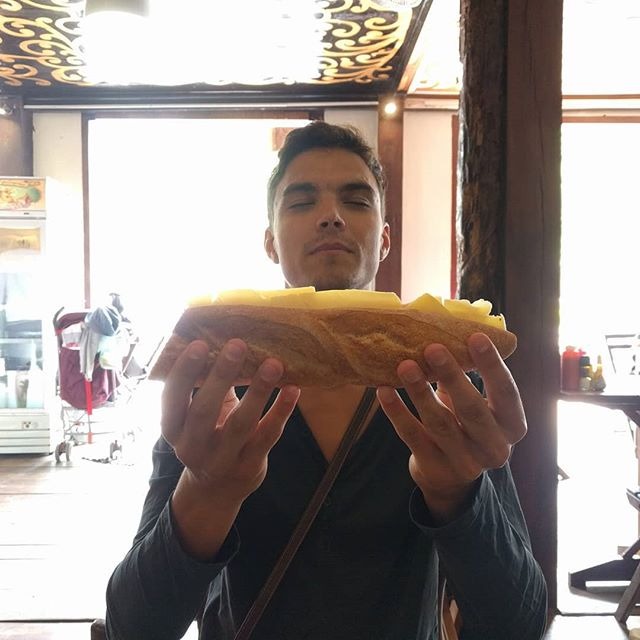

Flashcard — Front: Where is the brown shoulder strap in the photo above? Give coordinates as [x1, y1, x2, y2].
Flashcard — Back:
[234, 387, 378, 640]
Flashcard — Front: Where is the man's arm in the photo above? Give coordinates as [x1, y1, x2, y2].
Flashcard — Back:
[106, 340, 299, 640]
[105, 437, 237, 640]
[411, 465, 547, 640]
[378, 332, 547, 639]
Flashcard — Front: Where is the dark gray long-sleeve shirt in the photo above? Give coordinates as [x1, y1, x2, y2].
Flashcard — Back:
[106, 395, 547, 640]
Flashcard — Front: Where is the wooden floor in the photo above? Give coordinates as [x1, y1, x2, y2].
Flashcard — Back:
[0, 615, 638, 639]
[0, 445, 152, 622]
[1, 400, 640, 639]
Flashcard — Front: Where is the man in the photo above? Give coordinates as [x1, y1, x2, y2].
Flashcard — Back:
[106, 121, 547, 639]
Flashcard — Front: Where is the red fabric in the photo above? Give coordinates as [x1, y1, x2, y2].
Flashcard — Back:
[58, 346, 117, 410]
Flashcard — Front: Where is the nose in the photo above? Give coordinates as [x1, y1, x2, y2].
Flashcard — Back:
[317, 202, 346, 230]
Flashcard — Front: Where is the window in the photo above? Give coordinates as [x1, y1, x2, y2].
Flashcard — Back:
[87, 116, 311, 340]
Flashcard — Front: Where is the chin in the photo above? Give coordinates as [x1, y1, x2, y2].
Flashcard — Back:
[305, 273, 374, 292]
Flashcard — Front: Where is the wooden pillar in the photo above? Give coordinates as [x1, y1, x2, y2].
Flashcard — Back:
[0, 96, 33, 176]
[376, 94, 404, 298]
[504, 0, 562, 612]
[456, 1, 507, 309]
[457, 0, 562, 610]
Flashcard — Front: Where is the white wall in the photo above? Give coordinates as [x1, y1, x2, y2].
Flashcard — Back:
[402, 110, 454, 302]
[324, 108, 379, 154]
[32, 108, 454, 305]
[326, 107, 453, 301]
[32, 113, 85, 310]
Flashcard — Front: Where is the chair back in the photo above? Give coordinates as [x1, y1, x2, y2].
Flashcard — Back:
[605, 333, 639, 375]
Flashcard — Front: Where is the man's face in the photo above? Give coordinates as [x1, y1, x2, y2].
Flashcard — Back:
[265, 148, 390, 291]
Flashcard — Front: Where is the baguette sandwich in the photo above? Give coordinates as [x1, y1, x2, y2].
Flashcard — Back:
[148, 288, 516, 388]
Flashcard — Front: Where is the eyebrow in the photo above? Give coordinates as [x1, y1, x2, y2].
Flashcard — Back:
[281, 182, 317, 199]
[338, 181, 377, 198]
[281, 181, 376, 199]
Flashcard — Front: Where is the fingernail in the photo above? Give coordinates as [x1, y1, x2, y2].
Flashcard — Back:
[426, 348, 447, 367]
[260, 361, 281, 383]
[281, 385, 300, 401]
[226, 342, 245, 361]
[401, 367, 422, 383]
[469, 333, 490, 353]
[188, 343, 208, 360]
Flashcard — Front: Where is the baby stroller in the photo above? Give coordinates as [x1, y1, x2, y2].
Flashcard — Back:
[52, 301, 160, 462]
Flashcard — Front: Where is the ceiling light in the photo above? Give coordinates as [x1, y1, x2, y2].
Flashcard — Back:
[84, 0, 149, 16]
[374, 0, 423, 9]
[77, 0, 326, 86]
[383, 100, 398, 116]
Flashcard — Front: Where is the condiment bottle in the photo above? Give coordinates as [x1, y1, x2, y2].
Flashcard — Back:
[578, 355, 592, 391]
[561, 346, 581, 391]
[590, 354, 607, 391]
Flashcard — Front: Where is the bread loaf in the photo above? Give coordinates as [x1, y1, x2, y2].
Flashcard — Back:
[149, 291, 517, 388]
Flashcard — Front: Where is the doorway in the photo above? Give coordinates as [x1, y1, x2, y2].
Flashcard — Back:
[557, 117, 640, 613]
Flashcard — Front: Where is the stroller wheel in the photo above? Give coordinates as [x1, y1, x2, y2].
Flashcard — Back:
[54, 442, 65, 463]
[109, 440, 122, 460]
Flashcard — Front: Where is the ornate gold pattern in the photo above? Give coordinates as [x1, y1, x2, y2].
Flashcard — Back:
[0, 0, 415, 89]
[315, 0, 412, 85]
[0, 0, 88, 87]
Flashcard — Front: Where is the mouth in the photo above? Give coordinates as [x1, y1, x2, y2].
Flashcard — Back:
[309, 242, 353, 255]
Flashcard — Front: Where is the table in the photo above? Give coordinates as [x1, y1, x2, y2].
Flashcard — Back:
[560, 377, 640, 622]
[560, 378, 640, 429]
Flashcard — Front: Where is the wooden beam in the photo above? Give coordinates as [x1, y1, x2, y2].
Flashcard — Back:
[456, 0, 507, 310]
[376, 95, 404, 297]
[0, 96, 33, 176]
[504, 0, 563, 612]
[457, 0, 562, 611]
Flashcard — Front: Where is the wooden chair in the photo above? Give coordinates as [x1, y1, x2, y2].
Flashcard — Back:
[90, 619, 106, 640]
[606, 333, 640, 624]
[606, 333, 639, 377]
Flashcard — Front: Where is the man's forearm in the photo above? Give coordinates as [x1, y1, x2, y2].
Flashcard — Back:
[171, 469, 243, 560]
[106, 498, 233, 640]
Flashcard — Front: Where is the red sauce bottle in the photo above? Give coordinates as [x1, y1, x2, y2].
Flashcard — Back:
[561, 346, 581, 391]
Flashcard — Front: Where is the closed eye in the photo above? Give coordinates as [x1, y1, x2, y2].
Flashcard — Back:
[289, 200, 314, 209]
[345, 199, 371, 208]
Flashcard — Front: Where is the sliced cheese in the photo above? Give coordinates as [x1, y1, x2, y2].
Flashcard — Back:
[204, 287, 507, 330]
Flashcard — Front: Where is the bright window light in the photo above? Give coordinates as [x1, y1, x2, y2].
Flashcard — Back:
[88, 118, 310, 341]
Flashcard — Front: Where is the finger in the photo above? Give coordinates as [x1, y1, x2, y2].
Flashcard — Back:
[467, 333, 527, 443]
[161, 340, 210, 443]
[435, 386, 454, 413]
[425, 343, 513, 467]
[423, 344, 500, 441]
[225, 358, 288, 447]
[184, 339, 247, 439]
[250, 385, 301, 455]
[377, 386, 434, 452]
[396, 361, 465, 446]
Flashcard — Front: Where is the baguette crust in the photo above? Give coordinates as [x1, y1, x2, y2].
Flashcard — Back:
[149, 305, 517, 388]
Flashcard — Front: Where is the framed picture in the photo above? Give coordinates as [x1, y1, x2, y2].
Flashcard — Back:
[0, 178, 46, 211]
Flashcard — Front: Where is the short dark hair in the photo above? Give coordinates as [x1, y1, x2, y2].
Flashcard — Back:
[267, 121, 386, 226]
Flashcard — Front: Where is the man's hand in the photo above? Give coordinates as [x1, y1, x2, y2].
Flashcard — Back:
[161, 338, 300, 558]
[377, 332, 527, 523]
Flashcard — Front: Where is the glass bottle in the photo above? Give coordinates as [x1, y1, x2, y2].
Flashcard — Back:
[590, 354, 607, 392]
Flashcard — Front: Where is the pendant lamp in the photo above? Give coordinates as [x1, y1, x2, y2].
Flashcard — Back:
[84, 0, 149, 16]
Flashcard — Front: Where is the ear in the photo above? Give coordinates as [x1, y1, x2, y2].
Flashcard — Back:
[264, 227, 280, 264]
[379, 222, 391, 262]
